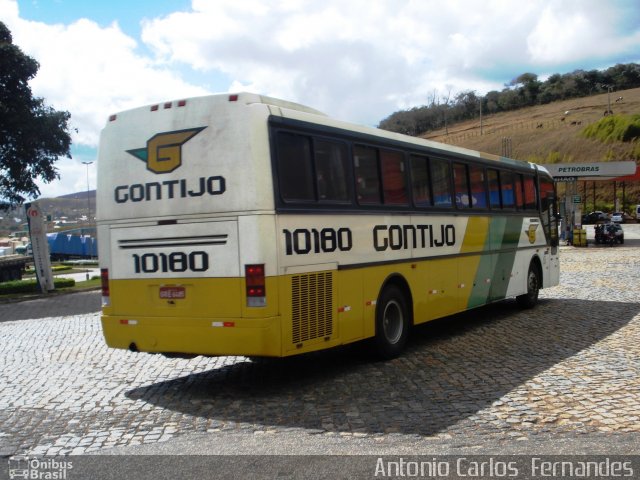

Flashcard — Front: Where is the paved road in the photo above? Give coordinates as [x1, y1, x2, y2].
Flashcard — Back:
[1, 236, 639, 475]
[0, 290, 100, 322]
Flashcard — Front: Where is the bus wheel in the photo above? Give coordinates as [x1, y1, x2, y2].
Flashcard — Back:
[516, 262, 540, 309]
[373, 285, 410, 359]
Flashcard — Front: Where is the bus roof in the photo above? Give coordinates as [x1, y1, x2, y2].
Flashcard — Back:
[108, 92, 328, 119]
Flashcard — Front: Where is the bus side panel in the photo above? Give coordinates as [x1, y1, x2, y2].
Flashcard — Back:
[337, 269, 365, 343]
[458, 217, 490, 310]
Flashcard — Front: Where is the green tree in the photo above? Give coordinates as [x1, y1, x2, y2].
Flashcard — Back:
[0, 21, 71, 208]
[511, 72, 542, 106]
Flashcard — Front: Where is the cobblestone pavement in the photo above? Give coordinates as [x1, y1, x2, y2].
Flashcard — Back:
[0, 234, 639, 456]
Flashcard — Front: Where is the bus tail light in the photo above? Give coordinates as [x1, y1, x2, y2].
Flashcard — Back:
[101, 268, 111, 307]
[245, 264, 266, 307]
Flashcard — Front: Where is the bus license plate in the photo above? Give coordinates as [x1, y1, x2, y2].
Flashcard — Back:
[159, 286, 186, 299]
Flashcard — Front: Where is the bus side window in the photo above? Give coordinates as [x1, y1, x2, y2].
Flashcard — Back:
[500, 170, 516, 209]
[410, 154, 431, 207]
[523, 175, 537, 210]
[276, 132, 314, 202]
[469, 165, 487, 208]
[380, 149, 408, 205]
[515, 174, 525, 209]
[454, 163, 471, 209]
[539, 177, 558, 246]
[314, 139, 350, 203]
[354, 145, 382, 205]
[430, 158, 452, 207]
[487, 168, 501, 209]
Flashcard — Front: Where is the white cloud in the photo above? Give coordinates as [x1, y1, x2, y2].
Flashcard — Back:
[0, 0, 208, 198]
[6, 15, 208, 146]
[138, 0, 640, 125]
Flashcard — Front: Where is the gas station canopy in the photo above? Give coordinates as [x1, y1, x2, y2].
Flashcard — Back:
[541, 161, 637, 182]
[539, 161, 638, 240]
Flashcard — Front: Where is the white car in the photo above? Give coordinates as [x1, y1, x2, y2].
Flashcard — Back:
[611, 212, 624, 223]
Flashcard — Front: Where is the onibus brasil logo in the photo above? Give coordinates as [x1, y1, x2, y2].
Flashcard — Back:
[8, 456, 73, 479]
[126, 127, 206, 174]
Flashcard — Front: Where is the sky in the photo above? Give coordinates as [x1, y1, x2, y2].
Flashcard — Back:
[1, 0, 639, 199]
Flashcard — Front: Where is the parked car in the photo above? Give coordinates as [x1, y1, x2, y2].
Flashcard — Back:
[582, 211, 608, 224]
[610, 212, 624, 223]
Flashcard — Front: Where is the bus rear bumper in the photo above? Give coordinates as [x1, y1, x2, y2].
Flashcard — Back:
[101, 314, 282, 357]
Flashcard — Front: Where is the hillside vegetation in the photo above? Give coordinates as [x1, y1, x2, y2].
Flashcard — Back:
[421, 87, 640, 212]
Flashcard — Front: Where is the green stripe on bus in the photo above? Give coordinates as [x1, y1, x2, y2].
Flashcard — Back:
[467, 216, 524, 308]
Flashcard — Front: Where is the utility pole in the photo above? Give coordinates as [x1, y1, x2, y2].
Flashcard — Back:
[600, 84, 613, 115]
[479, 97, 483, 135]
[82, 161, 93, 224]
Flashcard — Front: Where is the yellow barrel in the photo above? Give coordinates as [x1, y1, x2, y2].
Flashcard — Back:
[573, 228, 587, 247]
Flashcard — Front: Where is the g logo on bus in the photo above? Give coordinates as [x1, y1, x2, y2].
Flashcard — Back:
[126, 127, 206, 174]
[527, 224, 537, 244]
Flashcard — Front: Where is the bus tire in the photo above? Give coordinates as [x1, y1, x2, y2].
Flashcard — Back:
[373, 285, 410, 359]
[516, 262, 540, 309]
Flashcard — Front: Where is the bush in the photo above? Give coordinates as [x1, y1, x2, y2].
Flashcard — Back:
[53, 265, 73, 272]
[582, 114, 640, 143]
[0, 277, 76, 295]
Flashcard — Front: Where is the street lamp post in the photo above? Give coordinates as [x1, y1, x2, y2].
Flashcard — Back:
[82, 161, 93, 224]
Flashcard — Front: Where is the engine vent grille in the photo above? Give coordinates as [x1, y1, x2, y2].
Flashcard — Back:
[291, 272, 333, 344]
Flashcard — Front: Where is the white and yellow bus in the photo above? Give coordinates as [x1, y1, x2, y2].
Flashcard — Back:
[97, 93, 559, 359]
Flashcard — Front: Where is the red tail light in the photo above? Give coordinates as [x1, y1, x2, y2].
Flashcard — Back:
[245, 264, 266, 307]
[101, 268, 110, 307]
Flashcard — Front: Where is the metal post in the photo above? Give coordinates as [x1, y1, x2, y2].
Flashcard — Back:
[479, 97, 483, 135]
[82, 161, 93, 224]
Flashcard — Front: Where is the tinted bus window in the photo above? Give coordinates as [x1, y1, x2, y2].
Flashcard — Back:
[315, 139, 350, 203]
[515, 174, 525, 209]
[354, 145, 381, 204]
[431, 158, 452, 207]
[277, 132, 314, 202]
[381, 150, 408, 205]
[454, 163, 471, 208]
[488, 169, 501, 209]
[501, 170, 515, 208]
[540, 177, 555, 213]
[469, 165, 487, 208]
[523, 175, 537, 210]
[540, 177, 558, 245]
[410, 155, 431, 207]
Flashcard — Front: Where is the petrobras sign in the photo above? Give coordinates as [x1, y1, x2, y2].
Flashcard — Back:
[542, 161, 636, 179]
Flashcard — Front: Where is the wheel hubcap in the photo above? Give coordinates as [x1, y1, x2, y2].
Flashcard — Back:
[383, 300, 403, 344]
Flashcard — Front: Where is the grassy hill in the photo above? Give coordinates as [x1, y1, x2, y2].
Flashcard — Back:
[421, 87, 640, 212]
[36, 190, 96, 220]
[0, 191, 96, 237]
